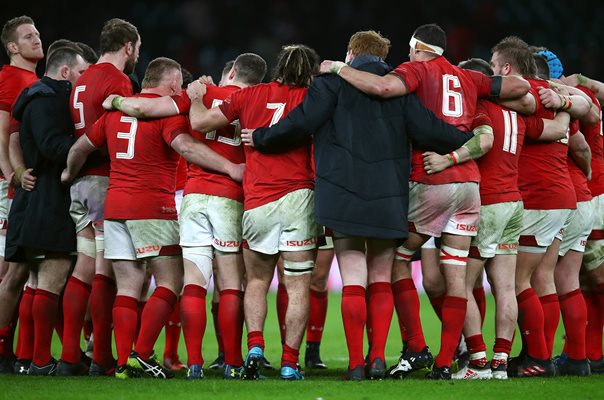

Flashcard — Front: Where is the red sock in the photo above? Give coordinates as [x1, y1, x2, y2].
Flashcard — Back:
[342, 285, 366, 369]
[493, 337, 512, 356]
[597, 284, 604, 334]
[134, 287, 177, 360]
[429, 293, 445, 321]
[434, 296, 467, 368]
[60, 277, 91, 363]
[247, 331, 265, 351]
[366, 288, 373, 346]
[473, 287, 486, 327]
[517, 288, 548, 360]
[539, 294, 560, 358]
[211, 300, 224, 355]
[32, 289, 59, 366]
[276, 283, 288, 344]
[113, 295, 138, 366]
[16, 286, 35, 361]
[3, 288, 19, 359]
[392, 279, 426, 352]
[55, 292, 64, 344]
[135, 301, 146, 341]
[90, 274, 116, 367]
[559, 289, 586, 360]
[465, 334, 487, 354]
[219, 289, 244, 366]
[180, 285, 206, 366]
[83, 319, 93, 342]
[584, 290, 603, 360]
[163, 299, 181, 360]
[306, 289, 328, 343]
[367, 282, 393, 361]
[281, 343, 299, 367]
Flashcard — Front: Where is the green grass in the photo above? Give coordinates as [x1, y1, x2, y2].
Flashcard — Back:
[0, 293, 602, 399]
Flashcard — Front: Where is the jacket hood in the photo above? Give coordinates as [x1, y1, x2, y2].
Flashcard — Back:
[12, 76, 72, 121]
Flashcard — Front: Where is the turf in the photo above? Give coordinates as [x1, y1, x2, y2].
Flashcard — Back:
[1, 293, 602, 399]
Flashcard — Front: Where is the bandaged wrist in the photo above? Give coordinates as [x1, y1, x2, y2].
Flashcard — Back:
[576, 74, 588, 86]
[111, 96, 124, 110]
[447, 151, 459, 166]
[14, 166, 25, 183]
[558, 94, 572, 111]
[331, 61, 347, 75]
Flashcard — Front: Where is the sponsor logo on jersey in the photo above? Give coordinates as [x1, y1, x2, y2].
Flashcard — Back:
[497, 243, 518, 250]
[213, 239, 241, 248]
[285, 237, 317, 247]
[456, 223, 478, 232]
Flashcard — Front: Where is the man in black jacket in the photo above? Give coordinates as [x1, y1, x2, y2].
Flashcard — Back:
[2, 46, 88, 375]
[241, 31, 474, 380]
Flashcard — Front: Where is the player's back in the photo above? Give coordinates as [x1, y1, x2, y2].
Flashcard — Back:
[87, 94, 188, 220]
[577, 86, 604, 197]
[394, 57, 490, 184]
[70, 63, 132, 176]
[185, 84, 244, 201]
[518, 79, 575, 210]
[220, 81, 314, 210]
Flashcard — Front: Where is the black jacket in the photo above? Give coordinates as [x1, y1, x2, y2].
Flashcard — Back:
[252, 55, 473, 239]
[5, 76, 77, 261]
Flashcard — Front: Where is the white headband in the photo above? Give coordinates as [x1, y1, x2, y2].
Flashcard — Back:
[409, 36, 444, 56]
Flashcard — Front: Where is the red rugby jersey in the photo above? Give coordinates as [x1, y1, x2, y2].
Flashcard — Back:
[70, 63, 133, 177]
[517, 79, 576, 210]
[473, 100, 544, 205]
[86, 94, 188, 220]
[219, 81, 313, 210]
[577, 86, 604, 197]
[393, 57, 492, 184]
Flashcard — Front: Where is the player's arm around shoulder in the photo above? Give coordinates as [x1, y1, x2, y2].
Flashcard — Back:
[104, 94, 180, 119]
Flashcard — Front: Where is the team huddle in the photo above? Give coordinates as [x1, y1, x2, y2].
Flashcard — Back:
[0, 15, 602, 382]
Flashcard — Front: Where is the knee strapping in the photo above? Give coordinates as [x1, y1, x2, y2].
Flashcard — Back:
[77, 236, 96, 259]
[283, 260, 314, 276]
[0, 232, 5, 258]
[95, 234, 104, 253]
[183, 246, 214, 288]
[440, 245, 469, 266]
[395, 245, 415, 261]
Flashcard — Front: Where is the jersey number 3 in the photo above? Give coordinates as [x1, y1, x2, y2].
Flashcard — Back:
[116, 116, 138, 159]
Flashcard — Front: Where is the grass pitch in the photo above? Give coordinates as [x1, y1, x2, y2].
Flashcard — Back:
[0, 293, 602, 399]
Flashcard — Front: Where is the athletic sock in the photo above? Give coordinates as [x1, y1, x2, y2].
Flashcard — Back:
[392, 279, 426, 352]
[180, 285, 207, 366]
[60, 277, 91, 363]
[517, 288, 549, 360]
[493, 337, 513, 358]
[434, 296, 467, 368]
[583, 290, 603, 360]
[276, 283, 288, 344]
[163, 298, 181, 360]
[429, 293, 445, 321]
[247, 331, 265, 351]
[31, 289, 59, 366]
[367, 282, 393, 361]
[281, 343, 299, 368]
[342, 285, 366, 369]
[473, 287, 486, 327]
[134, 287, 177, 360]
[306, 289, 328, 343]
[466, 333, 487, 355]
[90, 274, 116, 367]
[211, 299, 224, 356]
[559, 289, 587, 360]
[15, 286, 35, 361]
[219, 289, 244, 366]
[113, 295, 138, 366]
[539, 293, 560, 358]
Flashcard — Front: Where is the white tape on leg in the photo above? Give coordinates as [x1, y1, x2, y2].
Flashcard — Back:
[182, 246, 214, 289]
[77, 237, 97, 259]
[283, 260, 314, 276]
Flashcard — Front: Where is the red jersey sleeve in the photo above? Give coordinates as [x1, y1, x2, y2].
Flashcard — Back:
[112, 76, 133, 97]
[391, 61, 424, 93]
[524, 116, 545, 140]
[466, 69, 493, 98]
[170, 89, 191, 115]
[569, 119, 579, 137]
[471, 101, 492, 129]
[218, 91, 240, 122]
[0, 81, 13, 111]
[86, 114, 107, 148]
[161, 115, 189, 145]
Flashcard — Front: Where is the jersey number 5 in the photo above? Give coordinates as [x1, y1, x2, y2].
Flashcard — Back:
[116, 116, 138, 159]
[442, 75, 463, 117]
[73, 85, 86, 130]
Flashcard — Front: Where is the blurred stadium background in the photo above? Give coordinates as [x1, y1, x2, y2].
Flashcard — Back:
[2, 0, 603, 83]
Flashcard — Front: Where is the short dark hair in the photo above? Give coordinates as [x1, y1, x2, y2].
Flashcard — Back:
[1, 15, 35, 57]
[76, 42, 98, 64]
[233, 53, 267, 85]
[99, 18, 139, 55]
[46, 46, 82, 74]
[533, 53, 550, 80]
[491, 36, 536, 77]
[142, 57, 181, 89]
[47, 39, 81, 59]
[412, 23, 446, 52]
[272, 44, 319, 88]
[459, 58, 493, 77]
[348, 30, 391, 59]
[221, 60, 235, 80]
[181, 67, 193, 88]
